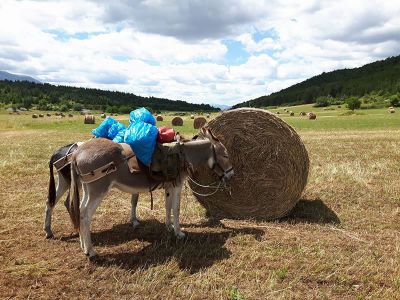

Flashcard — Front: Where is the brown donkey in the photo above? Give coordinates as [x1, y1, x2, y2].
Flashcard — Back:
[68, 128, 234, 257]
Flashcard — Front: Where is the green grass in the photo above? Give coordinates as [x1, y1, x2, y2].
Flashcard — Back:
[268, 104, 400, 131]
[2, 105, 399, 136]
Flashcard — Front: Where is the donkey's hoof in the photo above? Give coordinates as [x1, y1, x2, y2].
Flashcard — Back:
[45, 232, 54, 239]
[166, 224, 174, 232]
[175, 231, 186, 239]
[85, 249, 98, 258]
[131, 220, 141, 229]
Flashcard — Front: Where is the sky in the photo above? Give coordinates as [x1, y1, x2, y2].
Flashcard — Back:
[0, 0, 399, 106]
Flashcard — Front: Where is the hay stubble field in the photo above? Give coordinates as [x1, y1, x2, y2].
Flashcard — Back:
[0, 106, 399, 299]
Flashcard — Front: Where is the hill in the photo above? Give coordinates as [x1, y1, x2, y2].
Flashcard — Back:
[0, 80, 218, 113]
[233, 55, 400, 108]
[0, 71, 41, 83]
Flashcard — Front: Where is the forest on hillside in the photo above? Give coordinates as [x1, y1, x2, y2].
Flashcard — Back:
[234, 55, 400, 108]
[0, 80, 218, 113]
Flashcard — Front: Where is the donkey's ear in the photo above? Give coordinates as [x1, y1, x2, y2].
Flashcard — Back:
[201, 125, 210, 134]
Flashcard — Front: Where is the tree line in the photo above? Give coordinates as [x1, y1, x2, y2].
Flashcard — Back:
[233, 55, 400, 108]
[0, 80, 219, 113]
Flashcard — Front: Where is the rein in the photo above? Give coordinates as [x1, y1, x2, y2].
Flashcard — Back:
[187, 176, 224, 197]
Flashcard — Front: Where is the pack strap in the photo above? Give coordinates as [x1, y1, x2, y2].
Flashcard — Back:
[80, 161, 117, 183]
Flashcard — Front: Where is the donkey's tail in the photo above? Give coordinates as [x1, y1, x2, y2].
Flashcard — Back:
[68, 161, 80, 231]
[47, 158, 57, 207]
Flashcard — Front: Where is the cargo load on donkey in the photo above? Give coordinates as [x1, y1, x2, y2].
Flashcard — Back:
[91, 107, 182, 182]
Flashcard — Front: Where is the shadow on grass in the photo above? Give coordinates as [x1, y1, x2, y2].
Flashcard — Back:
[283, 198, 340, 224]
[76, 219, 264, 273]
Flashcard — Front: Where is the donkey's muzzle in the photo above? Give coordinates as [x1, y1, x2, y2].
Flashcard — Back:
[222, 168, 234, 185]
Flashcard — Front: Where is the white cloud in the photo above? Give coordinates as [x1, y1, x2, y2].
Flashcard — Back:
[0, 0, 399, 106]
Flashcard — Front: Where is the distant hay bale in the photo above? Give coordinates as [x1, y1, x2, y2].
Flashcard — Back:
[337, 105, 341, 108]
[46, 113, 51, 117]
[190, 114, 195, 119]
[156, 115, 164, 121]
[171, 116, 183, 126]
[308, 112, 317, 120]
[84, 115, 95, 124]
[60, 113, 65, 118]
[389, 107, 395, 113]
[38, 114, 44, 118]
[193, 117, 207, 129]
[300, 112, 306, 116]
[276, 111, 280, 114]
[68, 114, 73, 117]
[55, 112, 60, 116]
[101, 113, 106, 119]
[206, 113, 210, 118]
[290, 112, 295, 116]
[32, 114, 38, 118]
[189, 108, 309, 220]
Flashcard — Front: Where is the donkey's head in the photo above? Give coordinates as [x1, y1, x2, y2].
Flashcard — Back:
[197, 126, 234, 184]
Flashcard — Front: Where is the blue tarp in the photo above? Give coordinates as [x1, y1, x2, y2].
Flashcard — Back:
[109, 122, 126, 143]
[92, 117, 118, 138]
[129, 107, 156, 125]
[90, 108, 157, 166]
[124, 121, 158, 165]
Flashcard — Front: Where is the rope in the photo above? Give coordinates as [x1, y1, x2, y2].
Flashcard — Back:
[187, 178, 224, 197]
[187, 175, 220, 189]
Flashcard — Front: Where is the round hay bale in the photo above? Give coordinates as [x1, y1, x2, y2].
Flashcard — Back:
[189, 108, 309, 220]
[38, 114, 44, 118]
[307, 112, 316, 120]
[389, 108, 395, 113]
[193, 117, 207, 129]
[337, 105, 341, 108]
[172, 117, 183, 126]
[276, 111, 280, 114]
[55, 112, 60, 116]
[84, 115, 95, 124]
[68, 113, 73, 117]
[300, 112, 306, 116]
[46, 113, 51, 117]
[156, 115, 164, 121]
[101, 113, 106, 119]
[190, 114, 195, 119]
[289, 112, 295, 116]
[32, 114, 38, 118]
[206, 113, 210, 118]
[60, 113, 65, 118]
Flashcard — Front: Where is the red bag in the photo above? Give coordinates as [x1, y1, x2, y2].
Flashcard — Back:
[157, 126, 175, 143]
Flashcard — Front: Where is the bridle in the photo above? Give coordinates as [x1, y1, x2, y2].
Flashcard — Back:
[187, 132, 233, 197]
[210, 143, 234, 180]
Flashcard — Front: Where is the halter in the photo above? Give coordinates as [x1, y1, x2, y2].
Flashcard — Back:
[186, 143, 233, 197]
[210, 144, 233, 180]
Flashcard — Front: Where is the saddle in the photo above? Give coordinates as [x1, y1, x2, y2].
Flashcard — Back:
[121, 142, 183, 183]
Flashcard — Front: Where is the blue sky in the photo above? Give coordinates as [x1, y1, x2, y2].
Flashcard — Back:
[0, 0, 399, 105]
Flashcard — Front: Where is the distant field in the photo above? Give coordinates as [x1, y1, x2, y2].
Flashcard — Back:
[0, 107, 399, 299]
[1, 105, 399, 135]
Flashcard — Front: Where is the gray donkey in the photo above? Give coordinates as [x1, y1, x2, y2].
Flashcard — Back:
[68, 128, 234, 257]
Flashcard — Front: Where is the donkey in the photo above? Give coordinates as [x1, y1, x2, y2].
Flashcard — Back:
[68, 127, 234, 257]
[44, 141, 146, 238]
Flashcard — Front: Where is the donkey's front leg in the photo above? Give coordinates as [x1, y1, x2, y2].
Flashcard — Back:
[170, 186, 185, 239]
[165, 188, 173, 232]
[130, 193, 140, 228]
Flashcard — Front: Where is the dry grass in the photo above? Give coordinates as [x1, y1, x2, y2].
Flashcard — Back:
[0, 124, 399, 299]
